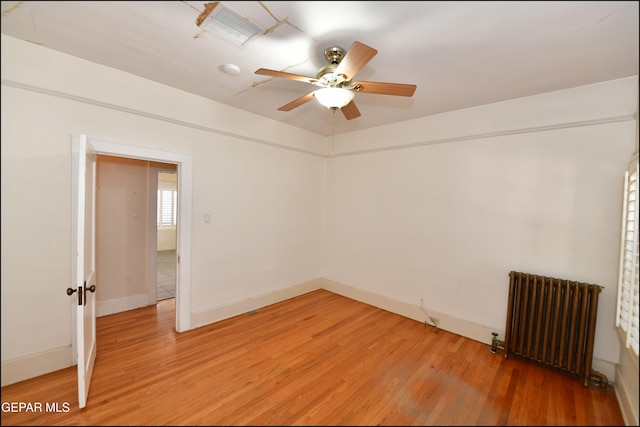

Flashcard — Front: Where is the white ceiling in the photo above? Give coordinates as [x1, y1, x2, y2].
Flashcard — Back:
[1, 1, 638, 136]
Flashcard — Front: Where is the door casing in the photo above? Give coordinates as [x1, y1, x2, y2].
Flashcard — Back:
[75, 135, 193, 333]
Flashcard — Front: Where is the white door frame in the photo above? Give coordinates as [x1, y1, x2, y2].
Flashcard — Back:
[84, 135, 193, 332]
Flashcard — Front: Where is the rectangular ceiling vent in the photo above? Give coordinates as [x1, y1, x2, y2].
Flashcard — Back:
[197, 2, 264, 47]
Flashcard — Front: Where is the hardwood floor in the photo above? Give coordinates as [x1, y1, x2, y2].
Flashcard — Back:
[1, 289, 625, 426]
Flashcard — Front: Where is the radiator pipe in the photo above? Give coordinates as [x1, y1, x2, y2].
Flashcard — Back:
[589, 370, 609, 390]
[490, 332, 504, 354]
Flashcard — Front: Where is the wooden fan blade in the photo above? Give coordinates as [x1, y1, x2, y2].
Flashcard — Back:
[255, 68, 317, 84]
[334, 41, 378, 80]
[352, 81, 417, 97]
[341, 101, 361, 120]
[277, 92, 315, 112]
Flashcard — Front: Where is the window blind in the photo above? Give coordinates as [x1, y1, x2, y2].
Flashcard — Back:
[616, 155, 639, 356]
[157, 188, 177, 227]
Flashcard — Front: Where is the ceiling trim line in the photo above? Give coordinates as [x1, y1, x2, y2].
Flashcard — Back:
[331, 115, 635, 158]
[0, 79, 324, 158]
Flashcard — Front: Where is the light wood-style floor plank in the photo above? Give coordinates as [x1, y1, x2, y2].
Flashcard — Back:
[0, 289, 625, 426]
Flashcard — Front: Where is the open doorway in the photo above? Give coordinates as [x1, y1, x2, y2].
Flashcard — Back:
[95, 158, 178, 310]
[88, 136, 193, 333]
[156, 170, 178, 300]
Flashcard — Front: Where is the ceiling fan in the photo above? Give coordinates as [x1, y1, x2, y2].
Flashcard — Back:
[255, 41, 417, 120]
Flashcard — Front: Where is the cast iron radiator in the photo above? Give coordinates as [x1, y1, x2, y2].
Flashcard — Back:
[503, 271, 607, 387]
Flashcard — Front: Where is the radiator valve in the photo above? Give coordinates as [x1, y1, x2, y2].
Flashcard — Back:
[490, 332, 504, 354]
[589, 371, 609, 390]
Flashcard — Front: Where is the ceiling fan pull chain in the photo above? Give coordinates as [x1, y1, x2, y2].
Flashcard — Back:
[331, 108, 336, 158]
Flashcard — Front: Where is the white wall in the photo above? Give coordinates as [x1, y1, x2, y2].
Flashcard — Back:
[0, 34, 326, 385]
[96, 156, 151, 302]
[324, 77, 638, 377]
[157, 228, 177, 251]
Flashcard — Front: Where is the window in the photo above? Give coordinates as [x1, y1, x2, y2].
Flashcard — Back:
[616, 154, 639, 356]
[157, 186, 177, 227]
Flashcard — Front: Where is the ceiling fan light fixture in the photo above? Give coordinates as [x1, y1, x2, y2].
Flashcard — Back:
[314, 87, 354, 109]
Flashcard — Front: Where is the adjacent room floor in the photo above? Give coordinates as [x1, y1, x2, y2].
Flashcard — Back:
[156, 249, 176, 300]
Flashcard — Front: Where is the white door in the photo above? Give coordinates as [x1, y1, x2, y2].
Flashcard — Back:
[71, 135, 97, 408]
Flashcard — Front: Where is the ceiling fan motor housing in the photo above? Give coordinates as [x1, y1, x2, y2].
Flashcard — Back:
[317, 65, 346, 85]
[324, 46, 346, 64]
[317, 47, 349, 86]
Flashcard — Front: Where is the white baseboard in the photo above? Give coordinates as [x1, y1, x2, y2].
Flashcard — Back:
[319, 278, 618, 384]
[1, 281, 323, 387]
[191, 278, 324, 329]
[319, 278, 499, 343]
[614, 351, 639, 426]
[2, 278, 623, 397]
[1, 345, 73, 387]
[96, 293, 151, 317]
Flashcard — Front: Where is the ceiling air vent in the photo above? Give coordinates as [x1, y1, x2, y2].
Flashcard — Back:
[197, 2, 264, 47]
